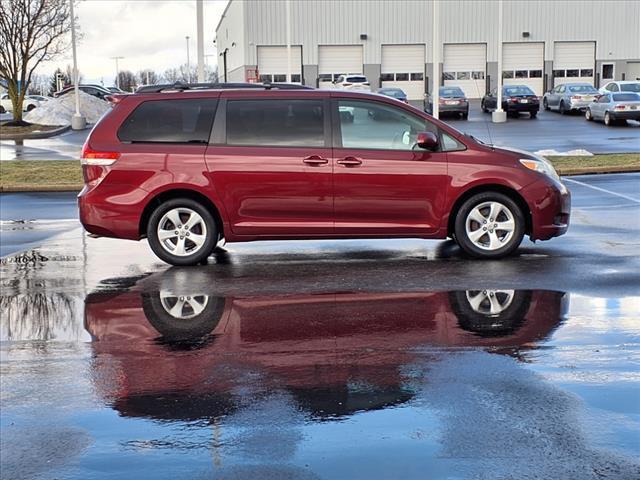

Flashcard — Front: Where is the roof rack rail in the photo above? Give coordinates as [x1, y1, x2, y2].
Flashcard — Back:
[135, 82, 314, 94]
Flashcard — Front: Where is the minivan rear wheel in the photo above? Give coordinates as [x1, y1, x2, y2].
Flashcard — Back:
[454, 192, 525, 259]
[147, 198, 217, 266]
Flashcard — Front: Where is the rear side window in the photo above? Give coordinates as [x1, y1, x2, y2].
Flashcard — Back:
[612, 93, 640, 101]
[226, 99, 325, 147]
[118, 98, 217, 143]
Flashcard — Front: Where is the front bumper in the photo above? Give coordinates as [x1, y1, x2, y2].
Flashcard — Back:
[521, 177, 571, 241]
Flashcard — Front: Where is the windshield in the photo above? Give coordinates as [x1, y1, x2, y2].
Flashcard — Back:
[620, 83, 640, 92]
[504, 86, 534, 96]
[612, 93, 640, 101]
[567, 85, 598, 93]
[440, 87, 464, 97]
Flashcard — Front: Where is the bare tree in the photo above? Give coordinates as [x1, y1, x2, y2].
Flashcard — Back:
[137, 69, 160, 86]
[116, 70, 136, 92]
[0, 0, 73, 125]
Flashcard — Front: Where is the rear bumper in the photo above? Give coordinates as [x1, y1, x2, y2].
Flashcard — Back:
[610, 111, 640, 120]
[521, 178, 571, 241]
[568, 100, 592, 110]
[506, 103, 540, 112]
[426, 103, 468, 114]
[78, 183, 148, 240]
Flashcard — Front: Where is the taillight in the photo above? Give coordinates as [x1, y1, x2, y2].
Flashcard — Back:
[531, 96, 539, 101]
[81, 143, 119, 165]
[81, 142, 119, 185]
[508, 97, 519, 102]
[614, 105, 626, 110]
[571, 95, 581, 100]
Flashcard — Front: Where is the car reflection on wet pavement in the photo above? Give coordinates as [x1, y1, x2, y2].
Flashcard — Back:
[1, 227, 639, 479]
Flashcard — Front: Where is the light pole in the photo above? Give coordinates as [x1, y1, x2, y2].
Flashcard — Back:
[111, 56, 124, 88]
[431, 0, 440, 119]
[492, 0, 507, 122]
[69, 0, 85, 130]
[286, 0, 291, 83]
[196, 0, 205, 82]
[186, 36, 191, 83]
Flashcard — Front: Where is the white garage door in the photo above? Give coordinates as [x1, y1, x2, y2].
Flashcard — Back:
[443, 44, 486, 99]
[381, 44, 426, 101]
[553, 42, 595, 87]
[257, 46, 302, 83]
[627, 62, 640, 81]
[318, 45, 363, 89]
[503, 43, 544, 96]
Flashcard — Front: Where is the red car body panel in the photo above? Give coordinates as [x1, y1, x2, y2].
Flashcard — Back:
[78, 88, 570, 244]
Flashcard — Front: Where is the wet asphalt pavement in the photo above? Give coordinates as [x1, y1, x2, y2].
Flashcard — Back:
[1, 173, 639, 479]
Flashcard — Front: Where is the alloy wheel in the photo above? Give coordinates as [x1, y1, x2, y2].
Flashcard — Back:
[465, 201, 515, 251]
[465, 289, 515, 316]
[159, 291, 210, 319]
[156, 207, 208, 257]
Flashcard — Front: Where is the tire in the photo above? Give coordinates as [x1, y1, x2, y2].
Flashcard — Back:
[453, 192, 525, 259]
[147, 198, 218, 266]
[142, 291, 225, 343]
[585, 108, 593, 121]
[481, 100, 488, 113]
[559, 101, 566, 115]
[462, 111, 469, 120]
[543, 98, 549, 111]
[449, 290, 531, 336]
[530, 111, 537, 118]
[26, 104, 36, 111]
[604, 111, 613, 126]
[0, 106, 5, 114]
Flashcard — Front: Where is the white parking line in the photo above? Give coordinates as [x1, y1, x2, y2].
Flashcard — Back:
[563, 178, 640, 204]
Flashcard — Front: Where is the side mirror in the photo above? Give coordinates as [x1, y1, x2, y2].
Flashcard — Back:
[416, 131, 439, 150]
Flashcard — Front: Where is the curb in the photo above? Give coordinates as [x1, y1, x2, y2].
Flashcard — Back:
[1, 184, 82, 193]
[557, 165, 640, 176]
[0, 124, 71, 140]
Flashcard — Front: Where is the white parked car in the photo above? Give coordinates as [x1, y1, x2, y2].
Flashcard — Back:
[333, 75, 371, 91]
[599, 81, 640, 95]
[0, 93, 40, 113]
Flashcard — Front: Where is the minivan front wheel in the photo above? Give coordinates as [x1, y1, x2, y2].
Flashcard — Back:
[454, 192, 525, 259]
[147, 198, 217, 266]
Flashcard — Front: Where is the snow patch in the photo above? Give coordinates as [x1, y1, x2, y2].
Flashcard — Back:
[535, 149, 594, 156]
[24, 91, 109, 126]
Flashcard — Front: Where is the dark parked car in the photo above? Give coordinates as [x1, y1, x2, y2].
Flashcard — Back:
[585, 92, 640, 125]
[78, 82, 570, 265]
[107, 86, 126, 94]
[425, 86, 469, 119]
[481, 85, 540, 118]
[377, 88, 408, 103]
[54, 84, 112, 100]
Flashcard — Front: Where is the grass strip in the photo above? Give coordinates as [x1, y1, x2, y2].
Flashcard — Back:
[0, 154, 638, 192]
[0, 160, 82, 191]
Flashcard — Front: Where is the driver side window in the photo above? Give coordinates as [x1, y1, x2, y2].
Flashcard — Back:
[337, 99, 438, 151]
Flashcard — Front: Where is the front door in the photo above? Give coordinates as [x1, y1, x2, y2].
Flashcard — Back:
[331, 97, 449, 235]
[205, 95, 333, 236]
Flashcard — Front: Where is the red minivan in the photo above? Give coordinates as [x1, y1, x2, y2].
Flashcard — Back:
[78, 83, 570, 266]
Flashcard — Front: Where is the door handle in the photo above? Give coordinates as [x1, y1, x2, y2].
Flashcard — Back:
[303, 155, 329, 166]
[336, 157, 362, 167]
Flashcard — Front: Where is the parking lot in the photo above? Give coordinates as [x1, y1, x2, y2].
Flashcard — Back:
[1, 173, 638, 479]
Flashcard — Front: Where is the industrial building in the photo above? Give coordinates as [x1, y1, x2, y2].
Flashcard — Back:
[215, 0, 640, 101]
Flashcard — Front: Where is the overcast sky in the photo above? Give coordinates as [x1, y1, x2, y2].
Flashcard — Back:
[39, 0, 228, 86]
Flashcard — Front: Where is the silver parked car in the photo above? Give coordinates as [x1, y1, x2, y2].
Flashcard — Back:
[585, 92, 640, 126]
[543, 83, 599, 114]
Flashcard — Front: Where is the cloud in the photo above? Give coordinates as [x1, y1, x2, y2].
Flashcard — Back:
[39, 0, 228, 85]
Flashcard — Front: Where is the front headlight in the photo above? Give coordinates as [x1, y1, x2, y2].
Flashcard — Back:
[519, 157, 560, 181]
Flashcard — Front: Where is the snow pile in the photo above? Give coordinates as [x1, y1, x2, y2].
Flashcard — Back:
[24, 90, 109, 126]
[534, 149, 593, 156]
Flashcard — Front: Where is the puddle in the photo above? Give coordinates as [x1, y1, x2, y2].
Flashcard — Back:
[1, 268, 639, 479]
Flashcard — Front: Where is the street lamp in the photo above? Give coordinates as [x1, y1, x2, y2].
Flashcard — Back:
[492, 0, 507, 123]
[431, 0, 440, 119]
[196, 0, 205, 83]
[111, 56, 124, 89]
[69, 0, 85, 130]
[185, 36, 191, 83]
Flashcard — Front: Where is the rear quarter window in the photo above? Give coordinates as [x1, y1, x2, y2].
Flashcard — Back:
[118, 98, 217, 143]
